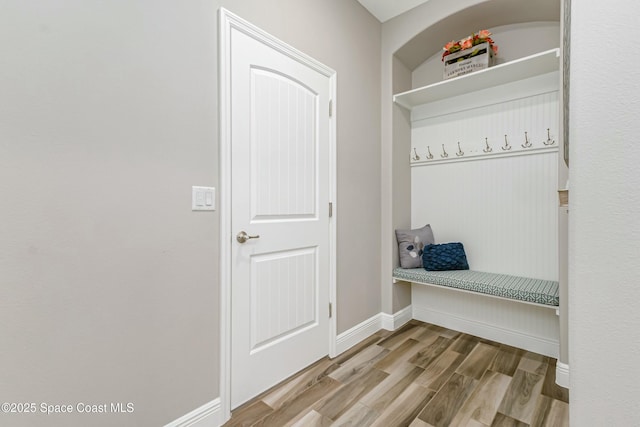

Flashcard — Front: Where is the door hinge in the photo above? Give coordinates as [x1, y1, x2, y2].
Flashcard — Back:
[329, 302, 333, 318]
[329, 202, 333, 218]
[329, 99, 333, 117]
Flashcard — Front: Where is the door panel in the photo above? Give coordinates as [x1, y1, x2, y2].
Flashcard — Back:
[250, 247, 318, 353]
[251, 68, 317, 220]
[230, 25, 331, 408]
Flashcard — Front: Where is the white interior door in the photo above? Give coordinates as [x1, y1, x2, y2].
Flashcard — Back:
[229, 20, 333, 409]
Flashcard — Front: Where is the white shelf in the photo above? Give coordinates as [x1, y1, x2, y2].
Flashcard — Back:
[393, 48, 560, 110]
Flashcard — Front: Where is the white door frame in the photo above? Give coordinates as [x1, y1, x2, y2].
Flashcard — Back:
[218, 8, 337, 421]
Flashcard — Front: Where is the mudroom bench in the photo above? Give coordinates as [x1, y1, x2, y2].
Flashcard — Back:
[393, 268, 560, 358]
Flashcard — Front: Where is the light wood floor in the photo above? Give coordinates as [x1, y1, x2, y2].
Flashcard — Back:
[224, 320, 569, 427]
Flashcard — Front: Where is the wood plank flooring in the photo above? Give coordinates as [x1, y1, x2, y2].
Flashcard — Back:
[224, 320, 569, 427]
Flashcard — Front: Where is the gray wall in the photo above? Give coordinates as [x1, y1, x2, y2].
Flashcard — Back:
[390, 56, 413, 312]
[569, 1, 640, 424]
[0, 1, 381, 426]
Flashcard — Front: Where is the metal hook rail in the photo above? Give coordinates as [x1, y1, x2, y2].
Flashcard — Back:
[410, 128, 556, 163]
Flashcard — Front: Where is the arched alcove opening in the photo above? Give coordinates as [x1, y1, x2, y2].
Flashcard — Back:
[382, 0, 568, 380]
[394, 0, 560, 71]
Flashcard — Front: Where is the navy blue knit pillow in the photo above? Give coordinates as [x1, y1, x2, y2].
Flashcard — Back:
[423, 242, 469, 271]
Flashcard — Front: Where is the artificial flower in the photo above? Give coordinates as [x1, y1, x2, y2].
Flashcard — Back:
[460, 37, 473, 50]
[441, 30, 498, 61]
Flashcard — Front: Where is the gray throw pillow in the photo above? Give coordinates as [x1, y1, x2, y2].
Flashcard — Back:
[395, 224, 435, 268]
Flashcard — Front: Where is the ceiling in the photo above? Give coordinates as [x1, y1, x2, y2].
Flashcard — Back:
[357, 0, 430, 22]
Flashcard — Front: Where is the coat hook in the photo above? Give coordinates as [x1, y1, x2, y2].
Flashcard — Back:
[426, 146, 434, 160]
[502, 134, 511, 151]
[543, 128, 555, 146]
[456, 142, 464, 157]
[412, 147, 420, 161]
[440, 144, 449, 158]
[483, 137, 492, 153]
[521, 131, 532, 148]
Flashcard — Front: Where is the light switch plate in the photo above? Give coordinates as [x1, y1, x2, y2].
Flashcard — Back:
[192, 186, 215, 211]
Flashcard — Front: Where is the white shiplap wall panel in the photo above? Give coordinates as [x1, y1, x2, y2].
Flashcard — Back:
[411, 151, 558, 280]
[410, 89, 559, 281]
[412, 151, 558, 281]
[411, 91, 559, 162]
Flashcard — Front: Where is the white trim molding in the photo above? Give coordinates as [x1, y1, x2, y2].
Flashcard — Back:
[409, 270, 561, 359]
[555, 361, 570, 388]
[335, 313, 382, 356]
[412, 304, 559, 358]
[335, 306, 413, 356]
[381, 305, 412, 331]
[164, 399, 221, 427]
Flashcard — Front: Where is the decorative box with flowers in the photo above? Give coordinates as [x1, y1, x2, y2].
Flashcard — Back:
[442, 30, 498, 80]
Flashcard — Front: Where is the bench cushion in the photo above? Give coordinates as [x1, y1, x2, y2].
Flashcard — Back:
[393, 268, 559, 307]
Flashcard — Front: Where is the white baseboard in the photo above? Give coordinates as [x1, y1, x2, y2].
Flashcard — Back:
[555, 361, 570, 388]
[412, 305, 559, 358]
[335, 306, 412, 356]
[335, 313, 382, 356]
[165, 399, 221, 427]
[381, 305, 412, 331]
